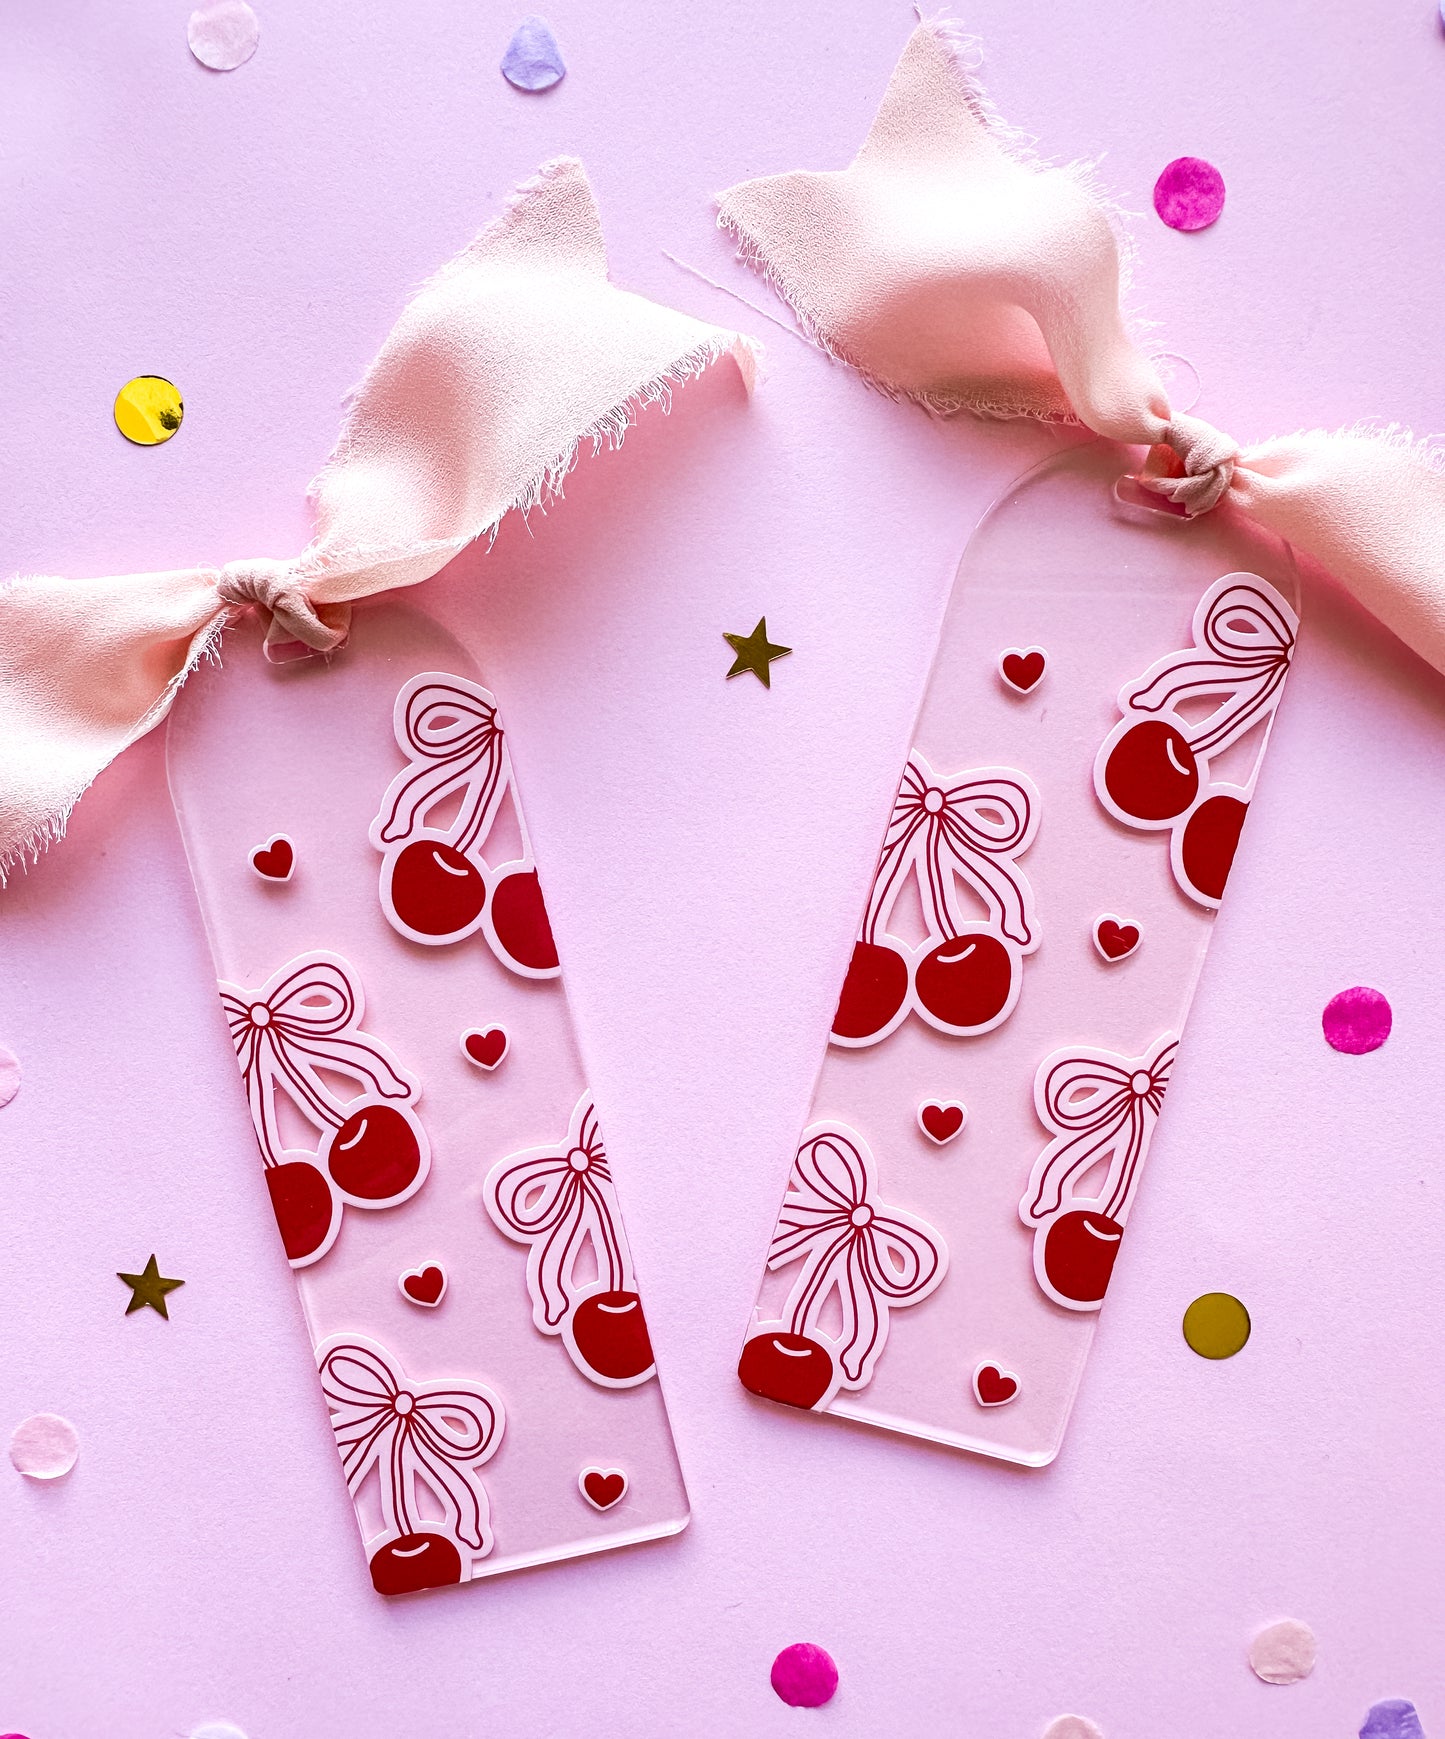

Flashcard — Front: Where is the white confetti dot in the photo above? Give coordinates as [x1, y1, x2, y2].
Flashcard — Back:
[1043, 1718, 1105, 1739]
[190, 1724, 249, 1739]
[9, 1413, 79, 1480]
[0, 1044, 19, 1110]
[1248, 1618, 1316, 1684]
[188, 2, 260, 72]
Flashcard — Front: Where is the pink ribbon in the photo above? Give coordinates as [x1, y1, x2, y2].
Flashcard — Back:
[718, 22, 1445, 685]
[218, 952, 414, 1161]
[484, 1099, 628, 1330]
[1, 157, 756, 877]
[864, 752, 1038, 948]
[1022, 1034, 1178, 1227]
[318, 1337, 502, 1552]
[371, 676, 509, 854]
[771, 1125, 945, 1387]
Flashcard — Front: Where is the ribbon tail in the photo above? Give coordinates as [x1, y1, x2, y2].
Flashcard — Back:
[0, 570, 226, 876]
[1227, 428, 1445, 679]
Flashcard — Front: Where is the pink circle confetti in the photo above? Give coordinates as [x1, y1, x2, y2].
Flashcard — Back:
[1044, 1720, 1105, 1739]
[1153, 157, 1226, 231]
[0, 1044, 18, 1110]
[770, 1642, 838, 1708]
[188, 1, 260, 72]
[1248, 1617, 1317, 1684]
[9, 1413, 79, 1480]
[1322, 986, 1392, 1054]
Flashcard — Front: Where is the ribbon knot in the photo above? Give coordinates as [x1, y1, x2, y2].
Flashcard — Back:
[1140, 414, 1240, 517]
[216, 558, 351, 658]
[318, 1336, 503, 1553]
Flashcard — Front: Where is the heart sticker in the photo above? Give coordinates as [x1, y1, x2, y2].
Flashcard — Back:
[399, 1264, 447, 1307]
[972, 1361, 1019, 1406]
[461, 1027, 509, 1070]
[998, 647, 1047, 694]
[250, 835, 295, 881]
[579, 1466, 627, 1511]
[1093, 915, 1141, 962]
[917, 1101, 967, 1145]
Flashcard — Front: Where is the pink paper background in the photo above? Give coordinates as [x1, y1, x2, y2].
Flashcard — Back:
[3, 2, 1443, 1733]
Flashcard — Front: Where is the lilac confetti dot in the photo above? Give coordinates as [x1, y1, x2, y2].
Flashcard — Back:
[0, 1044, 18, 1110]
[1323, 986, 1393, 1054]
[1361, 1700, 1425, 1739]
[1153, 157, 1226, 231]
[770, 1643, 838, 1709]
[501, 16, 565, 92]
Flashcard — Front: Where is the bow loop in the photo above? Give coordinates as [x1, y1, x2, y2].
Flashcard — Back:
[318, 1336, 503, 1554]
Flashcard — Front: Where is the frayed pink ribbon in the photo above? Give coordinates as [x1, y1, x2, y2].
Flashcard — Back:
[718, 23, 1445, 679]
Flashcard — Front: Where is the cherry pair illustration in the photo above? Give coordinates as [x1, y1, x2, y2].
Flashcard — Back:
[1096, 576, 1297, 909]
[1100, 720, 1249, 906]
[263, 1099, 429, 1264]
[485, 1096, 657, 1388]
[833, 924, 1018, 1043]
[220, 952, 431, 1270]
[382, 834, 560, 973]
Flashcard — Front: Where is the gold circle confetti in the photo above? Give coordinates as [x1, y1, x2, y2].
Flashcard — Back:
[113, 376, 184, 445]
[1182, 1291, 1251, 1359]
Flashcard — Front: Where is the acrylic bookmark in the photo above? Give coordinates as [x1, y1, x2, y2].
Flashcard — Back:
[168, 603, 687, 1593]
[740, 442, 1299, 1464]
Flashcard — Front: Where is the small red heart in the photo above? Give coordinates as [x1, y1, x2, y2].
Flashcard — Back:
[462, 1027, 509, 1070]
[250, 835, 295, 881]
[918, 1101, 966, 1145]
[400, 1264, 447, 1307]
[999, 648, 1046, 693]
[1094, 916, 1141, 962]
[973, 1362, 1019, 1406]
[579, 1467, 627, 1510]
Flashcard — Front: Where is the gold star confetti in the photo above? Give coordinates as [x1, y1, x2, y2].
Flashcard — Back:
[113, 375, 184, 445]
[117, 1255, 185, 1319]
[723, 617, 791, 687]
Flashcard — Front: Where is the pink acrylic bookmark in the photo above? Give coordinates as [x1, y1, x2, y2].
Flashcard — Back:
[168, 602, 687, 1593]
[739, 442, 1299, 1464]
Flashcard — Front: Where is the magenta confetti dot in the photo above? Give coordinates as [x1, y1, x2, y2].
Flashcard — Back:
[1153, 157, 1226, 231]
[1322, 986, 1393, 1054]
[770, 1643, 838, 1708]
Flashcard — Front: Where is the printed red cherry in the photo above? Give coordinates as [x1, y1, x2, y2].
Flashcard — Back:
[387, 838, 486, 939]
[325, 1102, 422, 1201]
[1180, 792, 1247, 903]
[569, 1290, 655, 1382]
[368, 1531, 463, 1597]
[264, 1160, 335, 1263]
[738, 1331, 835, 1410]
[1041, 1209, 1124, 1306]
[913, 931, 1014, 1032]
[832, 940, 910, 1041]
[1102, 719, 1199, 822]
[490, 868, 559, 972]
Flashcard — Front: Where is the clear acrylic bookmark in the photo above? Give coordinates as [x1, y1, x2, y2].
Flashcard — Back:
[739, 441, 1299, 1465]
[168, 602, 687, 1594]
